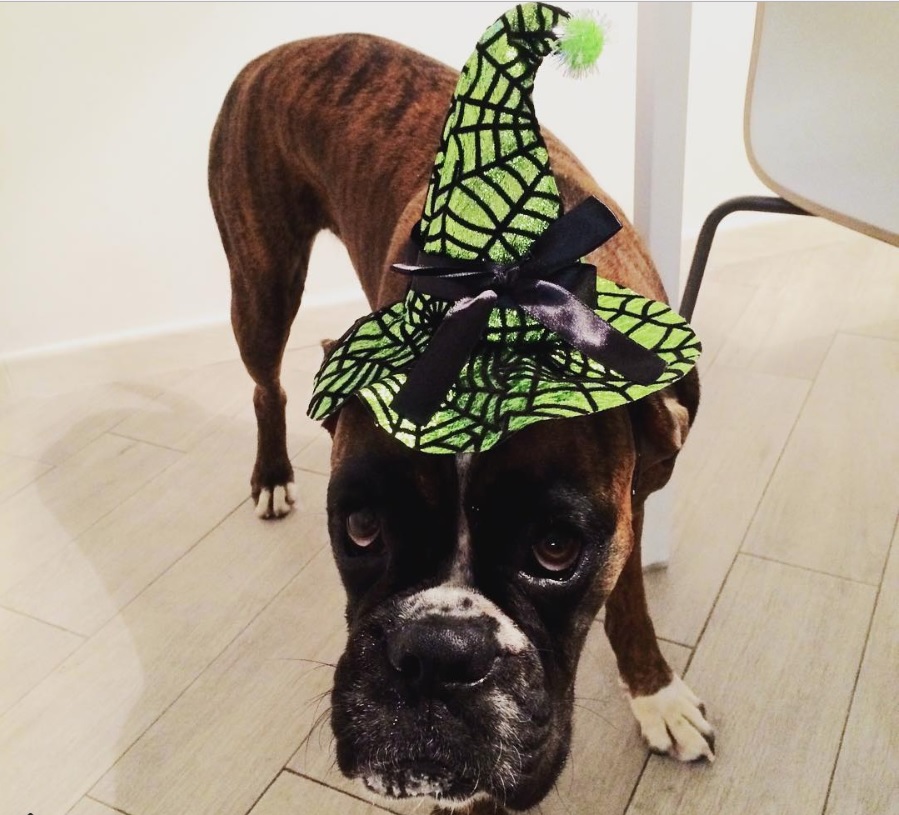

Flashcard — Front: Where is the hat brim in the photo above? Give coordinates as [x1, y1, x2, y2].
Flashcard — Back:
[308, 277, 700, 454]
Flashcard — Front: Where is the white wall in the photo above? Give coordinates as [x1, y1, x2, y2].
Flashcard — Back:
[684, 1, 767, 235]
[0, 1, 761, 359]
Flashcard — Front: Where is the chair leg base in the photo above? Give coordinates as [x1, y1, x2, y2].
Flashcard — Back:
[679, 195, 813, 321]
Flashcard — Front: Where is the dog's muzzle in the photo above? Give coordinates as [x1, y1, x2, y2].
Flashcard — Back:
[330, 586, 568, 809]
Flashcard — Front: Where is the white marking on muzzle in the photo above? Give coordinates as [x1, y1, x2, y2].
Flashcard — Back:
[400, 586, 529, 653]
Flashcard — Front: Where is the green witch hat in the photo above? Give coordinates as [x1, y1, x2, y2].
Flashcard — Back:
[308, 3, 701, 454]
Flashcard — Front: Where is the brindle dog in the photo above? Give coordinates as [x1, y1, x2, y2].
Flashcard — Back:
[210, 33, 713, 813]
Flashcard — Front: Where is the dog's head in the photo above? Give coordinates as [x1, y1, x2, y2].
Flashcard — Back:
[321, 371, 697, 810]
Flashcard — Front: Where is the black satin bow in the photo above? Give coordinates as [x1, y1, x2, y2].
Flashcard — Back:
[390, 196, 666, 425]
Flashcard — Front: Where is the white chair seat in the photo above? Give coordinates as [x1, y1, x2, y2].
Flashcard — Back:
[746, 2, 899, 246]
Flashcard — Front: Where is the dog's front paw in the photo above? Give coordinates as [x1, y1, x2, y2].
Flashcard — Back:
[253, 482, 297, 519]
[626, 674, 715, 762]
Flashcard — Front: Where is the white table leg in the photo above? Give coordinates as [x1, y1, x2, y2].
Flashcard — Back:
[633, 2, 692, 567]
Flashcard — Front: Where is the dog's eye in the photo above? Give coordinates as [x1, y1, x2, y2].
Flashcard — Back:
[346, 509, 381, 548]
[532, 534, 581, 574]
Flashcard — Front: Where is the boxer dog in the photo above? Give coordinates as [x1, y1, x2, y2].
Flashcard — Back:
[209, 31, 713, 812]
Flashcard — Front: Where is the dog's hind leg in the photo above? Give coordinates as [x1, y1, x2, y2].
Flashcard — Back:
[604, 511, 716, 762]
[209, 72, 326, 519]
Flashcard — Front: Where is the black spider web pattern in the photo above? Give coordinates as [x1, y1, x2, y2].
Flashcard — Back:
[418, 4, 568, 262]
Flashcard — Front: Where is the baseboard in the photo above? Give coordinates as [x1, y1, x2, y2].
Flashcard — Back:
[0, 293, 368, 403]
[0, 318, 236, 402]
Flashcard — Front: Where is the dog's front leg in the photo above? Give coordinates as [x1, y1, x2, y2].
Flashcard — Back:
[209, 60, 337, 520]
[604, 507, 715, 762]
[213, 207, 315, 520]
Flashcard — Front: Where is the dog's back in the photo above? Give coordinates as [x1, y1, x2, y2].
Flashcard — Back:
[209, 34, 664, 307]
[209, 35, 458, 302]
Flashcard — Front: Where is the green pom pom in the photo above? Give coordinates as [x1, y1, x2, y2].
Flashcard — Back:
[555, 12, 606, 76]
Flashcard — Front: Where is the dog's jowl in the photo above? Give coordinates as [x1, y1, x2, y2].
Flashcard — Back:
[210, 2, 712, 810]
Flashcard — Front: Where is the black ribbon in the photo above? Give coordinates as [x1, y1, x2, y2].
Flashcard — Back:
[390, 196, 666, 425]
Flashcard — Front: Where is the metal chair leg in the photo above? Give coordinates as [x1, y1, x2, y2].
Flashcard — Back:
[679, 195, 813, 321]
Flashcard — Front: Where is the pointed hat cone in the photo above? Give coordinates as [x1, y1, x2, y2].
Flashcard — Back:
[417, 3, 605, 264]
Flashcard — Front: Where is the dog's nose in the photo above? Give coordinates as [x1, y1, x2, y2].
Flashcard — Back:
[387, 616, 498, 691]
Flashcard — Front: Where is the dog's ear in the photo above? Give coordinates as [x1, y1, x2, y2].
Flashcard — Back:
[321, 410, 340, 437]
[628, 368, 700, 501]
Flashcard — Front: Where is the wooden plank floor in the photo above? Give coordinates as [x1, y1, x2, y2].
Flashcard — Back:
[1, 218, 897, 815]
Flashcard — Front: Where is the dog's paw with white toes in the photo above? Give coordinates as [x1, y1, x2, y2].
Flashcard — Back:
[627, 674, 715, 762]
[254, 482, 297, 519]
